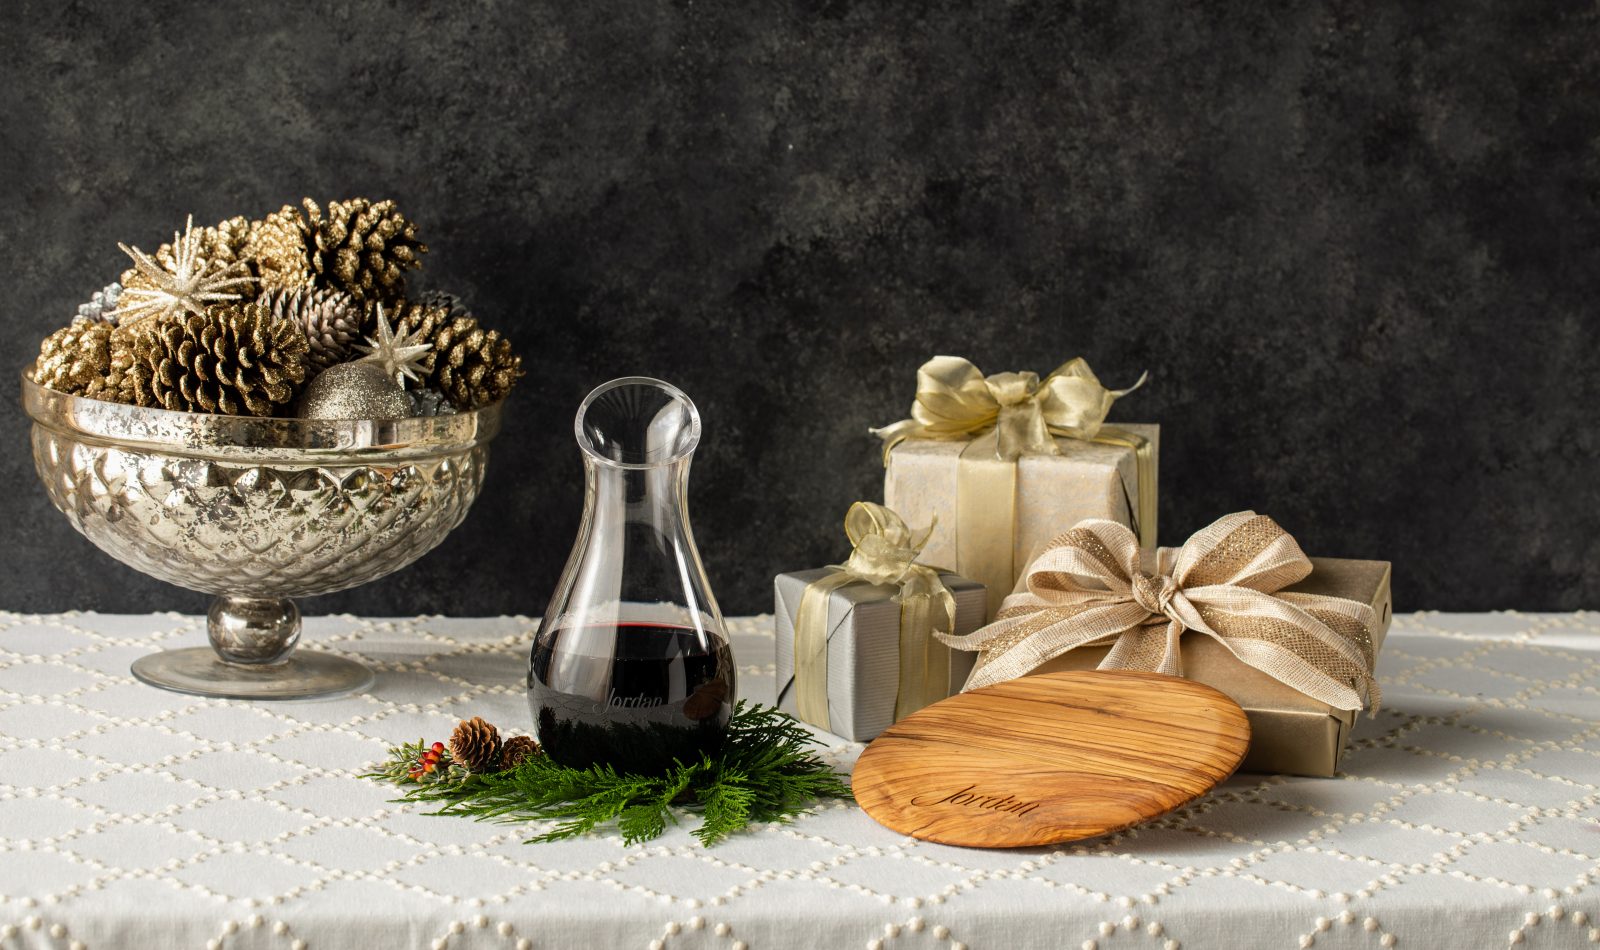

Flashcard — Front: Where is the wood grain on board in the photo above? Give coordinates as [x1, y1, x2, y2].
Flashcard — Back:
[852, 670, 1251, 848]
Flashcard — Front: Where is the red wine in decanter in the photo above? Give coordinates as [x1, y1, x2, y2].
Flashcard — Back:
[528, 622, 735, 775]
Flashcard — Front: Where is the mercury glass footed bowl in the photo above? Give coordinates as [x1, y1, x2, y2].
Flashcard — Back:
[21, 367, 504, 700]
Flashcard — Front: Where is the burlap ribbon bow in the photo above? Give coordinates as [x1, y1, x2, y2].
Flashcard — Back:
[939, 511, 1380, 711]
[871, 355, 1148, 461]
[790, 503, 958, 731]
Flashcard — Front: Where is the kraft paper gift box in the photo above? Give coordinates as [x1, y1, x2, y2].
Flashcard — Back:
[1023, 556, 1392, 777]
[883, 423, 1159, 619]
[774, 569, 987, 742]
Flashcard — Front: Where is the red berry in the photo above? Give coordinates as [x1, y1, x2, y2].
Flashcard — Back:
[431, 742, 446, 753]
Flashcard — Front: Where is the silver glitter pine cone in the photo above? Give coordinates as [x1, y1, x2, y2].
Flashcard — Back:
[409, 387, 458, 417]
[262, 285, 361, 372]
[75, 283, 123, 325]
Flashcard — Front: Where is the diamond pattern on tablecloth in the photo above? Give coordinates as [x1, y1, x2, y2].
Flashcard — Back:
[2, 611, 1600, 950]
[1446, 837, 1593, 891]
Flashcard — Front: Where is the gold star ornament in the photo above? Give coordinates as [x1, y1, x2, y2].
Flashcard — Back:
[354, 303, 432, 387]
[115, 215, 255, 324]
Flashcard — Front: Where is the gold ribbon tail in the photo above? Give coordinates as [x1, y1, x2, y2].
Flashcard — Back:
[792, 572, 859, 733]
[892, 575, 958, 721]
[957, 431, 1018, 618]
[894, 594, 931, 722]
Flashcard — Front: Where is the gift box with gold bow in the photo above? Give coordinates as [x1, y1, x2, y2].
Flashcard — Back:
[873, 355, 1157, 621]
[940, 511, 1392, 777]
[775, 503, 987, 742]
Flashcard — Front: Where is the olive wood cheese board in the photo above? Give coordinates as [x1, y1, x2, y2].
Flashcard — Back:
[852, 670, 1251, 848]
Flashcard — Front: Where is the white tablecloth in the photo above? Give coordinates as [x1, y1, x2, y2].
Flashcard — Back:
[1, 611, 1597, 949]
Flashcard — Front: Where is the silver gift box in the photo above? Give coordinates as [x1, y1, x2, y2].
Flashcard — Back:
[774, 569, 986, 742]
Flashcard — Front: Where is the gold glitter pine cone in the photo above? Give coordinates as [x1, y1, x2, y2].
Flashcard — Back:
[102, 303, 310, 416]
[248, 197, 427, 302]
[449, 717, 503, 773]
[35, 322, 113, 395]
[383, 294, 523, 410]
[246, 203, 315, 289]
[500, 735, 541, 769]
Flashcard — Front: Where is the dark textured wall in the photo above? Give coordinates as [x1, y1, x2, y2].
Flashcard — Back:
[3, 1, 1597, 615]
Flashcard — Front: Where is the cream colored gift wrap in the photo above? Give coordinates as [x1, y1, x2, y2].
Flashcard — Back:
[873, 355, 1157, 620]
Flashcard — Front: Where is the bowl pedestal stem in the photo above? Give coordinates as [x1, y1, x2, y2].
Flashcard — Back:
[130, 595, 375, 700]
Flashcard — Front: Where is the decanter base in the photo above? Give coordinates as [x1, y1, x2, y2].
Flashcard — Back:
[131, 648, 374, 701]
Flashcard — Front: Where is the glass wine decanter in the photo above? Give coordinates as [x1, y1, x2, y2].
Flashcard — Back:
[529, 377, 736, 775]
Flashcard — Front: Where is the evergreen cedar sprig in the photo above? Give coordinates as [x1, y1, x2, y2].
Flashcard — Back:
[361, 703, 853, 847]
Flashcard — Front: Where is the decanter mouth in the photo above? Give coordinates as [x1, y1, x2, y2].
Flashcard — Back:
[575, 376, 702, 469]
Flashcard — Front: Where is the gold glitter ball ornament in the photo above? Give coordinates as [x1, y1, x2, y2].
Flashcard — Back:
[449, 717, 504, 774]
[35, 322, 113, 395]
[294, 361, 413, 420]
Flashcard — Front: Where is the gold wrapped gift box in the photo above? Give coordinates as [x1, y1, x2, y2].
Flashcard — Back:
[883, 423, 1159, 618]
[1020, 557, 1392, 777]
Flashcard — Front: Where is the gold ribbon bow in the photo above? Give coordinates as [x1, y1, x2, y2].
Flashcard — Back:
[871, 355, 1148, 461]
[871, 355, 1155, 616]
[789, 503, 958, 732]
[939, 511, 1380, 712]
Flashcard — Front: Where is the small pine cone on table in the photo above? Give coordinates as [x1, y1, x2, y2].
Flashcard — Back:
[35, 322, 113, 395]
[102, 303, 310, 415]
[261, 285, 360, 372]
[449, 717, 503, 773]
[500, 735, 540, 769]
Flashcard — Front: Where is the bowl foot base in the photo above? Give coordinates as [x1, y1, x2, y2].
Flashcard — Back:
[131, 648, 374, 701]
